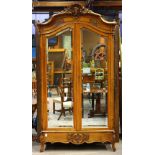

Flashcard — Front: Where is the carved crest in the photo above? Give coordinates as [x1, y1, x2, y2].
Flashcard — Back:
[67, 133, 89, 144]
[60, 4, 93, 17]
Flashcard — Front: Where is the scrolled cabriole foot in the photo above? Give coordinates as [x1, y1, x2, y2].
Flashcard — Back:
[112, 142, 116, 152]
[40, 142, 45, 152]
[39, 134, 45, 152]
[111, 133, 116, 151]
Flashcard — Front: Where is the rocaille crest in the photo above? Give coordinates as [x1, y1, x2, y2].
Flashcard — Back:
[60, 4, 93, 17]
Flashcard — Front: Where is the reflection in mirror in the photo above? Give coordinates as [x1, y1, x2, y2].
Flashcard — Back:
[46, 28, 73, 128]
[81, 28, 108, 128]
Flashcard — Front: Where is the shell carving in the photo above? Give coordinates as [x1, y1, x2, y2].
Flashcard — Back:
[60, 4, 93, 17]
[67, 133, 89, 144]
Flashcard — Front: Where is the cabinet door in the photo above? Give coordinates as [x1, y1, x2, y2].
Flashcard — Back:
[46, 27, 74, 128]
[80, 27, 110, 128]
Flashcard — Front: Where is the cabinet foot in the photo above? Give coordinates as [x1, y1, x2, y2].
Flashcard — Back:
[112, 142, 116, 152]
[40, 142, 45, 152]
[39, 134, 45, 152]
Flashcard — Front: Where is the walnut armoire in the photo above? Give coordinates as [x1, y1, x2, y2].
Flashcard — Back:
[36, 4, 119, 152]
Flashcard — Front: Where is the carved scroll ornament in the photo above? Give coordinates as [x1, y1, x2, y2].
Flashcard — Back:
[60, 4, 93, 17]
[67, 133, 89, 144]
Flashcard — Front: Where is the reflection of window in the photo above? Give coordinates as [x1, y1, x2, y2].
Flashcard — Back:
[32, 47, 36, 58]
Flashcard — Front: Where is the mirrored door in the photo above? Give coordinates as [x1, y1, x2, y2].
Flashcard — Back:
[46, 28, 74, 128]
[80, 28, 108, 128]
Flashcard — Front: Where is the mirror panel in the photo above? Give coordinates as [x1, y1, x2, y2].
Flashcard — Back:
[81, 28, 108, 128]
[46, 28, 73, 128]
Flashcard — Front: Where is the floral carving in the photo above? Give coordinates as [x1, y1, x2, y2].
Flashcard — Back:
[67, 133, 89, 144]
[60, 4, 93, 17]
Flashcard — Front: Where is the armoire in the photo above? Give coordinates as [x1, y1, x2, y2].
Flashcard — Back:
[36, 4, 120, 152]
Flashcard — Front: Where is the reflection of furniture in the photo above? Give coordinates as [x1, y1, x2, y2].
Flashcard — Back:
[47, 61, 54, 86]
[82, 68, 107, 118]
[83, 68, 107, 82]
[91, 44, 106, 60]
[92, 44, 107, 68]
[48, 48, 72, 88]
[32, 103, 37, 118]
[53, 78, 73, 120]
[32, 103, 38, 142]
[54, 69, 72, 94]
[48, 48, 65, 89]
[48, 48, 66, 70]
[83, 87, 107, 117]
[83, 68, 107, 89]
[95, 68, 104, 80]
[54, 69, 72, 74]
[83, 74, 95, 83]
[32, 103, 37, 131]
[32, 80, 37, 98]
[32, 58, 36, 71]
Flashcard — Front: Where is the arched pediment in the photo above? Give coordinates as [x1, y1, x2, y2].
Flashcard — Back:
[36, 4, 116, 34]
